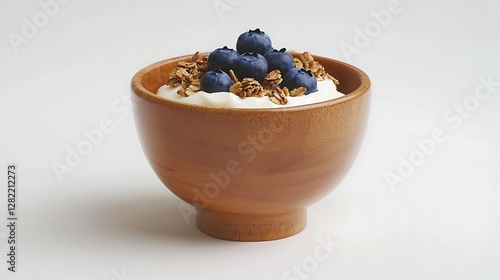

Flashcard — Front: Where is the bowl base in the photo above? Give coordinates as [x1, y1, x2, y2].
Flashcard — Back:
[196, 208, 307, 241]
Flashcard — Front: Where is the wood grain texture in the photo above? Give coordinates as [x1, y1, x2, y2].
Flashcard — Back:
[131, 53, 371, 241]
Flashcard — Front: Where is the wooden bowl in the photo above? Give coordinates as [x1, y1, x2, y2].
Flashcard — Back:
[131, 53, 370, 241]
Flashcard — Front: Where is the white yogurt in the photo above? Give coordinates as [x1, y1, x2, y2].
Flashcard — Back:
[157, 79, 343, 109]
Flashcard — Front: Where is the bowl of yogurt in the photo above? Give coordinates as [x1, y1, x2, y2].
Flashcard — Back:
[131, 51, 370, 241]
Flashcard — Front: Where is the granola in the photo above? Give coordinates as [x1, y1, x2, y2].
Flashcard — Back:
[166, 52, 207, 96]
[261, 70, 282, 89]
[229, 78, 265, 98]
[289, 87, 307, 97]
[266, 87, 289, 105]
[166, 51, 339, 104]
[297, 52, 339, 85]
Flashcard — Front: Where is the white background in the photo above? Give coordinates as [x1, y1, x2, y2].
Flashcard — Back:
[1, 0, 499, 279]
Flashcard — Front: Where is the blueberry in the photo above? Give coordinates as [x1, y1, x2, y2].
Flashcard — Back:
[207, 46, 239, 73]
[236, 28, 273, 55]
[200, 69, 234, 93]
[281, 68, 318, 95]
[264, 48, 294, 74]
[233, 52, 268, 82]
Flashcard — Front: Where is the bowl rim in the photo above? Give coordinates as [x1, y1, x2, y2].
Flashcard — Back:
[131, 52, 371, 112]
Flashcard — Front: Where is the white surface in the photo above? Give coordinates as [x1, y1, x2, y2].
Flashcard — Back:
[1, 0, 499, 279]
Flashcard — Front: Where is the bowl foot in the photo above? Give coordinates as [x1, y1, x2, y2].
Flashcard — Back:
[195, 208, 307, 241]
